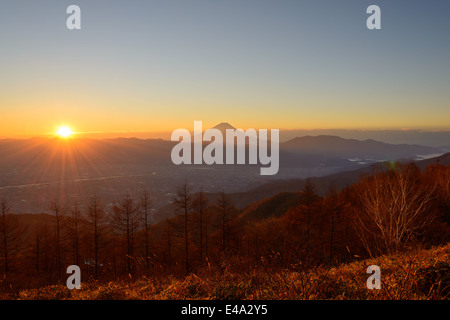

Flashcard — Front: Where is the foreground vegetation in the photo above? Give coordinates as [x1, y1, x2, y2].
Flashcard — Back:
[4, 243, 449, 300]
[1, 161, 448, 300]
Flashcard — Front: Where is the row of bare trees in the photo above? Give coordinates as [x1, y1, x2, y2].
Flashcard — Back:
[0, 190, 155, 281]
[171, 180, 237, 275]
[0, 184, 238, 282]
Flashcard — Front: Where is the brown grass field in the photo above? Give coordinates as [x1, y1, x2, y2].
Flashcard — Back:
[4, 243, 448, 300]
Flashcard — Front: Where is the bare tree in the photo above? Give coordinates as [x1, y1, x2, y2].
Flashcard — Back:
[0, 200, 11, 274]
[86, 195, 107, 278]
[49, 200, 65, 278]
[33, 224, 44, 275]
[216, 192, 234, 253]
[173, 180, 192, 274]
[0, 200, 25, 274]
[299, 179, 320, 260]
[140, 189, 153, 274]
[192, 190, 208, 262]
[356, 163, 436, 256]
[112, 192, 140, 275]
[39, 223, 52, 274]
[163, 218, 174, 274]
[68, 201, 82, 266]
[323, 186, 341, 264]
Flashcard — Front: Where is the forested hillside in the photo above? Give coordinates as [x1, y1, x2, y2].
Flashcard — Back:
[0, 161, 449, 299]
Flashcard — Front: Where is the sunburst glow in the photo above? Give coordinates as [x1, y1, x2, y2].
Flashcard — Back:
[56, 126, 73, 138]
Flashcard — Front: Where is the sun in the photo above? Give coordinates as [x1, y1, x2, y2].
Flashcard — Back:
[56, 126, 73, 138]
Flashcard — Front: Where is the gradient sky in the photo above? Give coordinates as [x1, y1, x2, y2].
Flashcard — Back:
[1, 0, 449, 138]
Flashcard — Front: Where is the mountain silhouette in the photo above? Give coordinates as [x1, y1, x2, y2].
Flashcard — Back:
[281, 135, 442, 161]
[212, 122, 236, 132]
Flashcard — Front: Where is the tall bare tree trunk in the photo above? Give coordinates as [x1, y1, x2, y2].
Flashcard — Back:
[173, 180, 192, 275]
[140, 190, 152, 274]
[50, 201, 64, 278]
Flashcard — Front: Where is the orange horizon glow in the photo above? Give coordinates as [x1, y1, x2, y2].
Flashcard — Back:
[1, 121, 450, 140]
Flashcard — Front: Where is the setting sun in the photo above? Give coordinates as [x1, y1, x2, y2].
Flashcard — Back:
[56, 126, 73, 138]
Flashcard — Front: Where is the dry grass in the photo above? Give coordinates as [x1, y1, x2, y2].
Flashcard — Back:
[6, 243, 450, 300]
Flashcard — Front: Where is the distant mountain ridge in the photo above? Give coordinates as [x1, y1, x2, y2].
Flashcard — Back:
[1, 130, 446, 217]
[0, 131, 444, 175]
[281, 135, 442, 161]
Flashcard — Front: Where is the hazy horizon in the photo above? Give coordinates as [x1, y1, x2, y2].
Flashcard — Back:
[2, 126, 450, 147]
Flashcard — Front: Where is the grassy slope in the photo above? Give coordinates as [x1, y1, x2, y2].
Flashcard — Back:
[7, 243, 450, 300]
